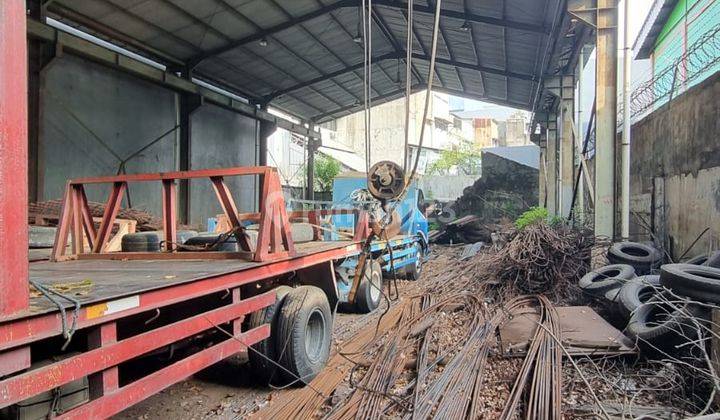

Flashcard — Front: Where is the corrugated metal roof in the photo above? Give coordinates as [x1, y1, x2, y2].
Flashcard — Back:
[47, 0, 577, 123]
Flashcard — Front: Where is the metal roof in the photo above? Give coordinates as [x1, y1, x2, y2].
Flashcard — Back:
[46, 0, 578, 124]
[634, 0, 678, 59]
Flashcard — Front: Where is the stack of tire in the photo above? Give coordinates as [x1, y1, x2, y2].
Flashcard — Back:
[578, 241, 663, 309]
[579, 243, 720, 352]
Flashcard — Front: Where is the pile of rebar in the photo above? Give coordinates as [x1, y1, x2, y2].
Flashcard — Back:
[500, 295, 563, 420]
[476, 222, 596, 298]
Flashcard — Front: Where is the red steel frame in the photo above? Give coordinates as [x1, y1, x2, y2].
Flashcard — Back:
[0, 0, 29, 318]
[51, 167, 298, 262]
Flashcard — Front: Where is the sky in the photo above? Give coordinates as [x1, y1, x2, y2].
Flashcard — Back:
[453, 0, 656, 114]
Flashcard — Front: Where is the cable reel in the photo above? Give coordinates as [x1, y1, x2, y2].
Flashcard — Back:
[367, 161, 405, 201]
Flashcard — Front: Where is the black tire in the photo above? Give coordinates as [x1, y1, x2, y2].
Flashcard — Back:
[618, 275, 661, 319]
[604, 286, 622, 304]
[121, 231, 161, 252]
[406, 245, 424, 281]
[578, 264, 635, 296]
[685, 254, 709, 265]
[607, 241, 662, 275]
[275, 286, 332, 385]
[182, 233, 238, 251]
[355, 260, 383, 313]
[704, 251, 720, 269]
[29, 226, 57, 248]
[626, 293, 708, 349]
[246, 286, 293, 385]
[660, 263, 720, 303]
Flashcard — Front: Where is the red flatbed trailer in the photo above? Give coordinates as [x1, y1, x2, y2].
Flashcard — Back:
[0, 240, 362, 418]
[0, 168, 368, 418]
[0, 3, 372, 417]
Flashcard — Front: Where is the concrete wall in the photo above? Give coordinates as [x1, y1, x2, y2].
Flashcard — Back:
[419, 174, 480, 202]
[41, 55, 177, 216]
[627, 70, 720, 258]
[39, 54, 258, 228]
[189, 104, 257, 226]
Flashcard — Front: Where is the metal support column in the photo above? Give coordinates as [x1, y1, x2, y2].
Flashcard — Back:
[178, 69, 202, 224]
[258, 116, 276, 168]
[0, 0, 30, 315]
[594, 0, 619, 238]
[576, 48, 586, 222]
[306, 134, 319, 201]
[546, 115, 559, 216]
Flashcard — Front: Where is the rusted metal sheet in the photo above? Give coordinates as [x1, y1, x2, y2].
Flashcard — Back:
[499, 306, 635, 356]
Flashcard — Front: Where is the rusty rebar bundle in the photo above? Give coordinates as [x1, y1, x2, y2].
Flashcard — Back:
[500, 295, 563, 420]
[476, 222, 596, 299]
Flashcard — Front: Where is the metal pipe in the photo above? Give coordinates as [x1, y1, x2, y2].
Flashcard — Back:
[620, 0, 632, 241]
[0, 0, 30, 316]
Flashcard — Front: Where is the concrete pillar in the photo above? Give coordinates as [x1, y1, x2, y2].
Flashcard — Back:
[560, 99, 575, 218]
[0, 0, 29, 315]
[306, 137, 318, 200]
[546, 115, 558, 216]
[257, 118, 276, 168]
[594, 0, 619, 239]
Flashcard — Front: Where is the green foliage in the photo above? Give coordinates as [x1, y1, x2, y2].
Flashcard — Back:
[427, 145, 481, 175]
[514, 207, 549, 230]
[314, 155, 342, 192]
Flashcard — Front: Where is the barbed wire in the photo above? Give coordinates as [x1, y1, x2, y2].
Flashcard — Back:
[628, 22, 720, 122]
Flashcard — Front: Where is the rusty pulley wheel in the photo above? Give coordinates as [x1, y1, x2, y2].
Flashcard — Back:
[367, 161, 405, 201]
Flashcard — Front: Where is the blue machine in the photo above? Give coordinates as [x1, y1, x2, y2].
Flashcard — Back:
[330, 172, 429, 303]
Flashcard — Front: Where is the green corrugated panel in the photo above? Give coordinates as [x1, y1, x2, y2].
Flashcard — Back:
[687, 0, 720, 87]
[652, 0, 720, 103]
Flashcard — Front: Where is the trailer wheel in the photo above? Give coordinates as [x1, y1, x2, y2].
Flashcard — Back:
[246, 285, 292, 385]
[355, 260, 383, 313]
[275, 286, 332, 385]
[406, 246, 423, 281]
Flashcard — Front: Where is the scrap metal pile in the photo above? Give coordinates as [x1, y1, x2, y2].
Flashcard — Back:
[254, 222, 596, 419]
[474, 222, 597, 298]
[253, 221, 720, 419]
[28, 199, 162, 230]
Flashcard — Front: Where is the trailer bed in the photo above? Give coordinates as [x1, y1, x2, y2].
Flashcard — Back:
[20, 240, 357, 320]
